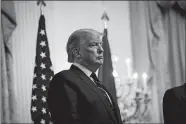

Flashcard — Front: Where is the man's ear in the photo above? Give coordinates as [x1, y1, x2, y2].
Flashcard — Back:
[72, 48, 81, 58]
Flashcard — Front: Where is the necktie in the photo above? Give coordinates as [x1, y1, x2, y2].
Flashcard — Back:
[90, 72, 113, 106]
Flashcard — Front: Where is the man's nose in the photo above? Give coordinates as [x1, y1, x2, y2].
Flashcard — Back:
[98, 44, 104, 53]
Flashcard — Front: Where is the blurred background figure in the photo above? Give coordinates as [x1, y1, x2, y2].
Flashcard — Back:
[163, 83, 186, 124]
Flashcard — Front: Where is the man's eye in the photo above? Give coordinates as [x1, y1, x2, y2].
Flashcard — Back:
[91, 44, 96, 46]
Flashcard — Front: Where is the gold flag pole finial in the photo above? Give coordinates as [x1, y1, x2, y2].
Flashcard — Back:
[101, 10, 109, 29]
[37, 0, 46, 15]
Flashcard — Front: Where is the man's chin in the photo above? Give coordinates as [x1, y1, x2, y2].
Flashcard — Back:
[96, 60, 103, 65]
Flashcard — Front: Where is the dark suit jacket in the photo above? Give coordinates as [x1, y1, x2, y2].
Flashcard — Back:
[47, 65, 122, 124]
[163, 83, 186, 124]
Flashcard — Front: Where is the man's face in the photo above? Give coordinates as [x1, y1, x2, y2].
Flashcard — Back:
[79, 36, 104, 67]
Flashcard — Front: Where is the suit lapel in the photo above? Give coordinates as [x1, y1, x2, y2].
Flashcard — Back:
[101, 84, 122, 123]
[70, 65, 118, 124]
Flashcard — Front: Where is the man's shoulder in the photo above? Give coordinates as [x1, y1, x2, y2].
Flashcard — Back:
[53, 69, 74, 78]
[51, 69, 79, 85]
[165, 83, 186, 100]
[170, 84, 185, 93]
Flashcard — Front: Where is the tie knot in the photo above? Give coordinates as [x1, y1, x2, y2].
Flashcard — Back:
[90, 72, 100, 82]
[90, 73, 105, 89]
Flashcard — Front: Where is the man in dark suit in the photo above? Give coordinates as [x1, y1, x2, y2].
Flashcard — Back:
[47, 29, 122, 124]
[163, 83, 186, 124]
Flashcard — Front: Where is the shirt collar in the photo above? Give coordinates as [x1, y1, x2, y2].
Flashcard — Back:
[73, 62, 92, 77]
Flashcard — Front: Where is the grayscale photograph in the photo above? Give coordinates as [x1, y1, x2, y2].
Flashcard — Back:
[1, 1, 186, 124]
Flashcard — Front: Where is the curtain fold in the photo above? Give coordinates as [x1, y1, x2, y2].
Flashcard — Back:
[146, 1, 169, 122]
[1, 1, 17, 123]
[129, 1, 185, 123]
[164, 9, 185, 87]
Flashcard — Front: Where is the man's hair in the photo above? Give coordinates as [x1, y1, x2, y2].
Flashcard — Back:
[66, 29, 104, 63]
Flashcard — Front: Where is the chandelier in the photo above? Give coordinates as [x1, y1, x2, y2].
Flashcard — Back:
[113, 57, 151, 123]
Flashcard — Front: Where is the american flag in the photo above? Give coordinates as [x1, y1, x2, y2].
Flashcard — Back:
[30, 15, 54, 124]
